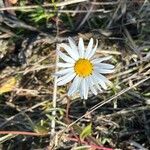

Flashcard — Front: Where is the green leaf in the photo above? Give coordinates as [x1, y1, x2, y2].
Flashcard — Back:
[80, 123, 92, 140]
[29, 7, 54, 23]
[51, 0, 57, 11]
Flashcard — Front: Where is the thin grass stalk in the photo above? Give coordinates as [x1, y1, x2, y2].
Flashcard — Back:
[51, 45, 59, 136]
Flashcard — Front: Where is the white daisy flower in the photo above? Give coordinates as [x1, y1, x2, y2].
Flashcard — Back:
[56, 37, 115, 99]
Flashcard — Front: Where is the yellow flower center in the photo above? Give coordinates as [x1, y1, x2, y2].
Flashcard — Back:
[74, 59, 93, 77]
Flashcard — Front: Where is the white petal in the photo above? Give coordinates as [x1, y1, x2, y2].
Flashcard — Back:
[60, 43, 79, 60]
[79, 83, 84, 99]
[55, 68, 74, 76]
[92, 56, 112, 64]
[81, 78, 89, 99]
[88, 76, 97, 95]
[95, 68, 115, 74]
[57, 50, 75, 63]
[78, 37, 85, 58]
[57, 62, 74, 68]
[90, 85, 97, 95]
[57, 73, 76, 86]
[85, 38, 94, 58]
[57, 72, 74, 83]
[95, 63, 114, 69]
[84, 78, 89, 99]
[68, 76, 82, 96]
[96, 73, 112, 85]
[93, 72, 107, 90]
[90, 75, 102, 91]
[68, 37, 79, 57]
[88, 39, 98, 59]
[81, 79, 85, 99]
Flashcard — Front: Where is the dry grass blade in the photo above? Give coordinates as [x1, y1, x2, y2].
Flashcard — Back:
[49, 45, 59, 147]
[0, 0, 150, 149]
[76, 2, 95, 30]
[0, 0, 88, 11]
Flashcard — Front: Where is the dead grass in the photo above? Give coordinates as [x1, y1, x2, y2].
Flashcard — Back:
[0, 0, 150, 149]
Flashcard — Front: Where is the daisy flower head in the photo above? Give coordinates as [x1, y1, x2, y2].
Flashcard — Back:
[56, 37, 115, 99]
